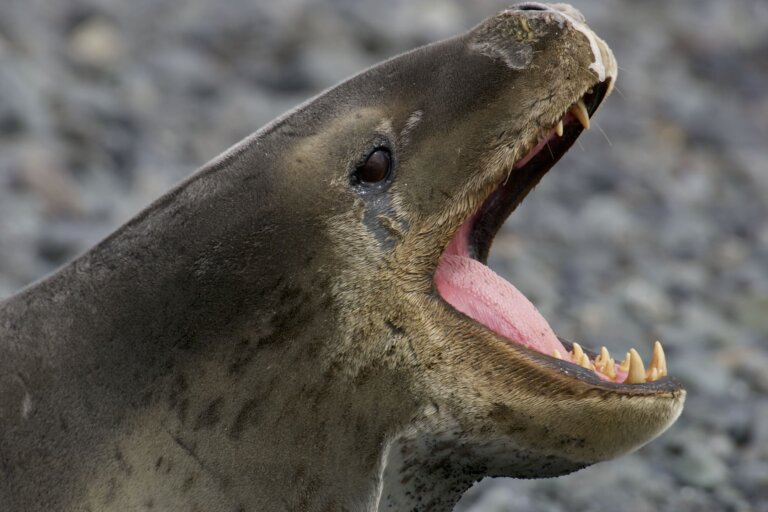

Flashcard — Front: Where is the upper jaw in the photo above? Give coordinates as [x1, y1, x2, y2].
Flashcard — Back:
[468, 80, 612, 263]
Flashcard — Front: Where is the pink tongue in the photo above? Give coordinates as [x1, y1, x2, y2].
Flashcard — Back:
[435, 252, 567, 357]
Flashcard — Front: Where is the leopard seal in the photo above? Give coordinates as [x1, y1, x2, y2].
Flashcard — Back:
[0, 3, 684, 511]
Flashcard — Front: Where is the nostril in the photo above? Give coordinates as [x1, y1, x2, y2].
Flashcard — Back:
[512, 2, 549, 11]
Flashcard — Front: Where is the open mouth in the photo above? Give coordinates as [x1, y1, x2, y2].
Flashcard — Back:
[435, 81, 670, 387]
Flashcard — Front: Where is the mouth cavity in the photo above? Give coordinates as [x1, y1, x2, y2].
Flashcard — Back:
[435, 81, 669, 386]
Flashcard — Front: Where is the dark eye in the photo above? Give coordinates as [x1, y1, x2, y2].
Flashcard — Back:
[354, 149, 391, 184]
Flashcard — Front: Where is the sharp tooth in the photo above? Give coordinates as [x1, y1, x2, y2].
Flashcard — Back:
[579, 353, 593, 370]
[619, 352, 631, 373]
[555, 120, 564, 137]
[571, 343, 584, 364]
[553, 349, 563, 360]
[570, 99, 590, 130]
[593, 348, 617, 380]
[651, 340, 668, 377]
[625, 348, 647, 384]
[647, 366, 660, 382]
[597, 346, 610, 365]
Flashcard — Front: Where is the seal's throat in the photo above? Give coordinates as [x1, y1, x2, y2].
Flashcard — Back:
[435, 81, 669, 387]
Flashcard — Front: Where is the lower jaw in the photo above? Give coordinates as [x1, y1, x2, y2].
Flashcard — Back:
[435, 239, 669, 386]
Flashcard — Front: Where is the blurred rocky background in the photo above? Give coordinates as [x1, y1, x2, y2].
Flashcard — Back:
[0, 0, 766, 510]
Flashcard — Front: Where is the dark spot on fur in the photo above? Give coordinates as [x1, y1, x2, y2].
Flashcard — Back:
[385, 320, 405, 336]
[301, 335, 324, 360]
[228, 337, 256, 375]
[115, 449, 133, 475]
[194, 397, 224, 430]
[354, 366, 373, 387]
[279, 285, 303, 302]
[182, 473, 196, 493]
[168, 374, 188, 408]
[272, 305, 307, 332]
[229, 399, 261, 440]
[178, 398, 189, 425]
[487, 402, 529, 435]
[228, 331, 289, 374]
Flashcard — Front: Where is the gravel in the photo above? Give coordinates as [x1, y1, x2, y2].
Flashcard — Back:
[1, 0, 767, 510]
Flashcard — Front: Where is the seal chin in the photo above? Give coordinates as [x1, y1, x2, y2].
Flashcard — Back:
[434, 79, 682, 393]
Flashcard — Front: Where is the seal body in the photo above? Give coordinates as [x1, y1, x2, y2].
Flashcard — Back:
[0, 4, 683, 511]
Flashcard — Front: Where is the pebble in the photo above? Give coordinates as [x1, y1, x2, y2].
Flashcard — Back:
[666, 435, 729, 489]
[68, 17, 124, 68]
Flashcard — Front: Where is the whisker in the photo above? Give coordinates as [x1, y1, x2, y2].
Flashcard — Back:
[595, 121, 613, 147]
[503, 149, 515, 185]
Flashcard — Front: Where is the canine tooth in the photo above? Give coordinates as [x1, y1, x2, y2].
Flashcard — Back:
[553, 350, 563, 360]
[647, 367, 659, 382]
[571, 343, 584, 364]
[625, 348, 646, 384]
[579, 353, 592, 370]
[555, 120, 564, 137]
[651, 340, 668, 377]
[570, 99, 590, 130]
